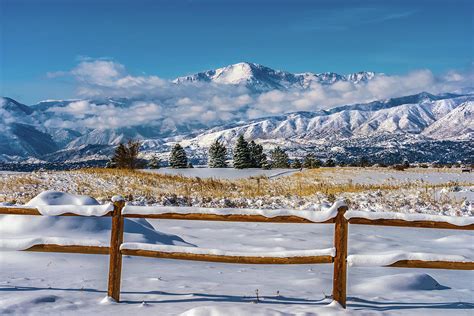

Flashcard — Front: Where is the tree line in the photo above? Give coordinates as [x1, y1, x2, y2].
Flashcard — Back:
[107, 136, 409, 170]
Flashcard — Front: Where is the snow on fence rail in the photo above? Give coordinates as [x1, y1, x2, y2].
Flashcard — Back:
[0, 200, 473, 309]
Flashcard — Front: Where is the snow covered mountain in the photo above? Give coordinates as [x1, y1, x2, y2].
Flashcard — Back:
[0, 61, 472, 165]
[174, 62, 376, 91]
[182, 93, 473, 148]
[0, 98, 58, 159]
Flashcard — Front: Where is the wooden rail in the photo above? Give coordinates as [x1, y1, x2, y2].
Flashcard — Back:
[121, 248, 333, 264]
[349, 217, 474, 230]
[387, 260, 474, 270]
[123, 212, 333, 223]
[1, 202, 473, 309]
[24, 244, 109, 255]
[0, 207, 113, 217]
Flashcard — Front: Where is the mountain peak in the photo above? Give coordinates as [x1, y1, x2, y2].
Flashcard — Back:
[173, 62, 379, 91]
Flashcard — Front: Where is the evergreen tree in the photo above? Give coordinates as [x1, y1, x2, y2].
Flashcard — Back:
[169, 144, 188, 168]
[312, 158, 322, 168]
[233, 135, 251, 169]
[248, 141, 266, 168]
[270, 146, 289, 168]
[147, 155, 161, 169]
[303, 153, 315, 169]
[359, 156, 370, 168]
[403, 159, 410, 169]
[261, 159, 272, 170]
[111, 140, 141, 169]
[208, 140, 228, 168]
[291, 158, 302, 169]
[325, 158, 336, 167]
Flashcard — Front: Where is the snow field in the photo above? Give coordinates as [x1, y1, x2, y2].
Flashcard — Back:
[0, 219, 473, 315]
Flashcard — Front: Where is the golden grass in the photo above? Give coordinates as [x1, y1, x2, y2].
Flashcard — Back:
[78, 168, 471, 200]
[0, 167, 471, 205]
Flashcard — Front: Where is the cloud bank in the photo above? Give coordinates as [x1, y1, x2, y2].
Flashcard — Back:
[46, 59, 473, 132]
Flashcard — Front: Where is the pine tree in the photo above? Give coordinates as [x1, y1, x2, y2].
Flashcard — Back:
[325, 158, 336, 167]
[233, 135, 251, 169]
[303, 153, 315, 169]
[169, 144, 188, 168]
[147, 155, 161, 169]
[312, 158, 322, 168]
[359, 156, 370, 168]
[111, 140, 141, 169]
[270, 146, 289, 168]
[261, 159, 272, 170]
[291, 158, 302, 169]
[208, 140, 228, 168]
[249, 141, 265, 168]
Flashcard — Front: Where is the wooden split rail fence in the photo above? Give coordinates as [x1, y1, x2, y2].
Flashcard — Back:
[1, 202, 473, 308]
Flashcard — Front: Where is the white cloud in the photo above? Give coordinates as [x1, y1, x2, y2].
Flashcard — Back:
[46, 59, 473, 131]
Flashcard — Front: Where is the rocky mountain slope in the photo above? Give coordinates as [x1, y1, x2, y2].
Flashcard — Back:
[0, 62, 472, 165]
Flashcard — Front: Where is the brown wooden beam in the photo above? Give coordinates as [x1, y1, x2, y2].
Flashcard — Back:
[124, 212, 334, 224]
[0, 207, 41, 215]
[120, 249, 334, 264]
[0, 207, 112, 217]
[387, 260, 474, 270]
[332, 206, 348, 309]
[23, 244, 109, 255]
[107, 200, 125, 302]
[349, 217, 474, 230]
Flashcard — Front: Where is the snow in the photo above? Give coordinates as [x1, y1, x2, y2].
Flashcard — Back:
[352, 273, 450, 293]
[177, 303, 344, 316]
[121, 243, 336, 258]
[345, 210, 474, 226]
[0, 237, 106, 251]
[347, 252, 470, 267]
[111, 195, 125, 202]
[0, 191, 189, 250]
[1, 219, 472, 315]
[143, 168, 297, 180]
[123, 200, 347, 223]
[25, 191, 113, 216]
[0, 176, 473, 314]
[316, 167, 474, 185]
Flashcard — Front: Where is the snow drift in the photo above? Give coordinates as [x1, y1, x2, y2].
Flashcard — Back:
[0, 191, 190, 250]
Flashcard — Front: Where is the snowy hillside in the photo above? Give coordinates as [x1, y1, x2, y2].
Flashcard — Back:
[182, 94, 473, 147]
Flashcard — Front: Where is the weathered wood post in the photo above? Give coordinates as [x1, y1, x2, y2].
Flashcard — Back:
[332, 205, 348, 308]
[107, 196, 125, 302]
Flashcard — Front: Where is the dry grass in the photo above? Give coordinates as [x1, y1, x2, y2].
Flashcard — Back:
[0, 168, 471, 206]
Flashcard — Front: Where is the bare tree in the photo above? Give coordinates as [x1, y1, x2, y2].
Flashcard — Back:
[111, 140, 142, 169]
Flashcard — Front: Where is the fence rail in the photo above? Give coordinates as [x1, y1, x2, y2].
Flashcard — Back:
[1, 201, 473, 309]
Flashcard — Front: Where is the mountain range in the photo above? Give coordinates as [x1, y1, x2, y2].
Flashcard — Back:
[0, 62, 472, 167]
[174, 62, 376, 91]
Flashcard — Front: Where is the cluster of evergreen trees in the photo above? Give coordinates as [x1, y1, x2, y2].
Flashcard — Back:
[232, 135, 267, 169]
[209, 135, 294, 169]
[109, 137, 344, 170]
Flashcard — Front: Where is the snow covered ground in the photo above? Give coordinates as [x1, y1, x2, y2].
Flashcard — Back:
[1, 218, 473, 315]
[143, 168, 297, 180]
[0, 191, 473, 314]
[0, 169, 473, 315]
[315, 168, 474, 185]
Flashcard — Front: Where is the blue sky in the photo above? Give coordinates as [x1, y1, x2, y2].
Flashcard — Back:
[1, 0, 473, 103]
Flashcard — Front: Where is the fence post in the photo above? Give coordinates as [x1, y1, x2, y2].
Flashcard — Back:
[107, 197, 125, 302]
[332, 205, 348, 308]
